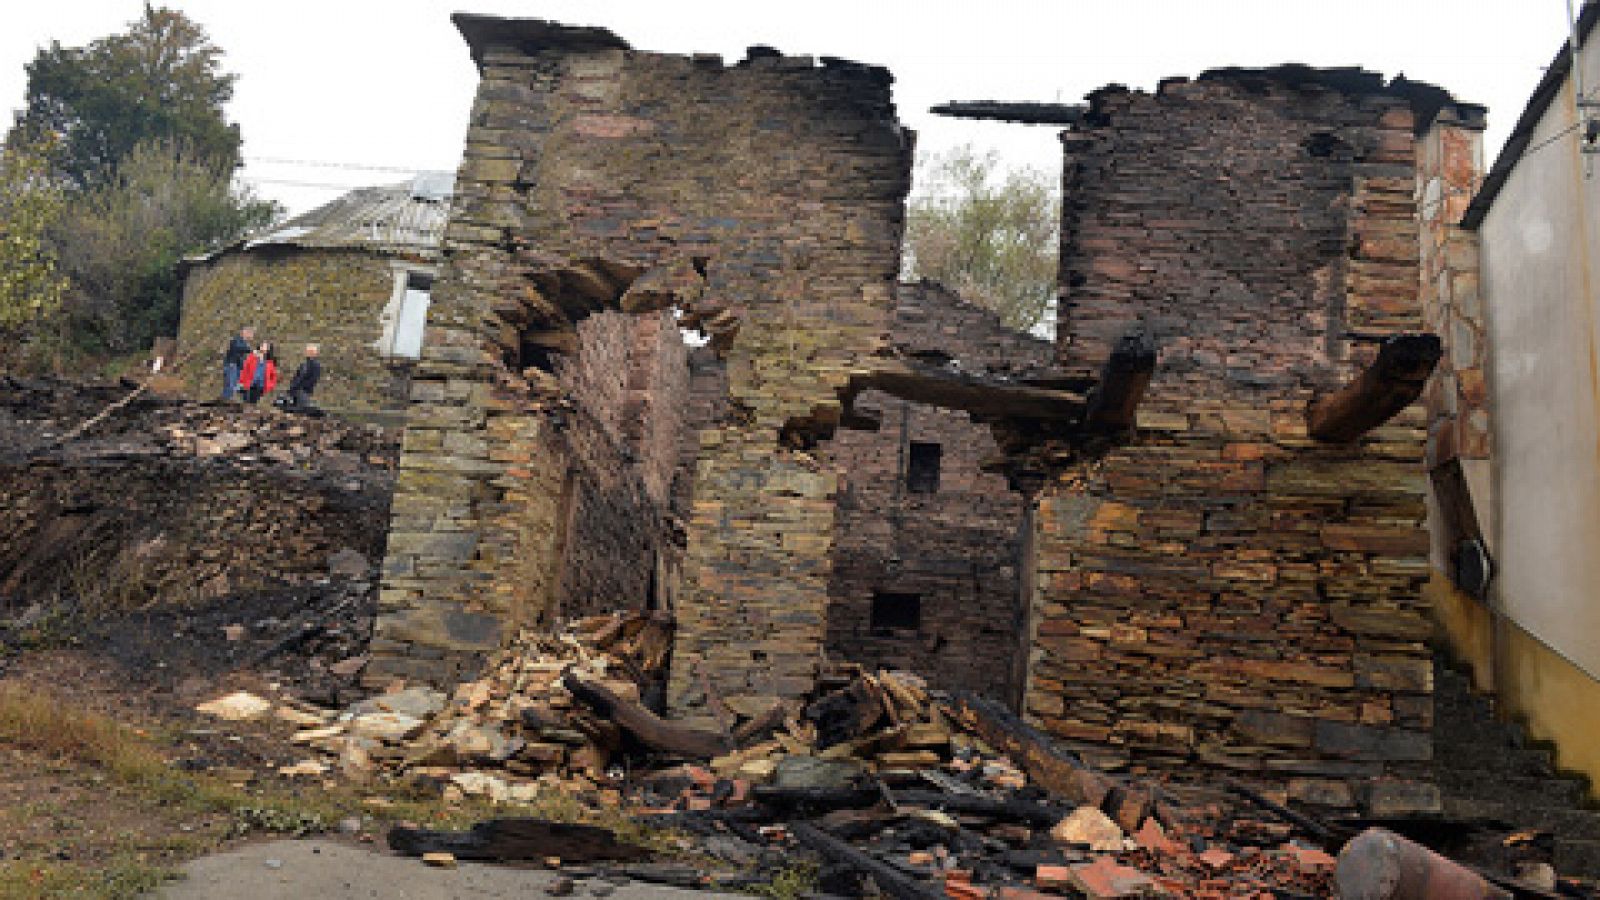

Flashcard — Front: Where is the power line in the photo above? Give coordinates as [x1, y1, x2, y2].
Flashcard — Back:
[1522, 121, 1584, 159]
[234, 175, 372, 191]
[244, 155, 438, 175]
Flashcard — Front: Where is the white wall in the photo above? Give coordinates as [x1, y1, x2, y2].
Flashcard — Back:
[1479, 34, 1600, 678]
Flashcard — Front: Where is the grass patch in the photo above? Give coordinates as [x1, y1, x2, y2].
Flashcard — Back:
[0, 681, 694, 897]
[0, 682, 354, 897]
[0, 858, 171, 900]
[744, 860, 819, 900]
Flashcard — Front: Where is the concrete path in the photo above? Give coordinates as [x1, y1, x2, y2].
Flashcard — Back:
[158, 839, 740, 899]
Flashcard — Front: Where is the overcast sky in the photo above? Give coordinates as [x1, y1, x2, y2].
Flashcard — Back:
[0, 1, 1576, 217]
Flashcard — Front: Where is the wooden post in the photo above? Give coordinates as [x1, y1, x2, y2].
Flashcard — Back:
[1306, 334, 1442, 442]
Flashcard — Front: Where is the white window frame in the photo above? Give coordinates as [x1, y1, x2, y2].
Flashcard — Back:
[377, 261, 438, 360]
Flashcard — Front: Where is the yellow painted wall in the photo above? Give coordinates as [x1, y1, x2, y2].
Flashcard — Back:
[1425, 573, 1494, 693]
[1428, 571, 1600, 793]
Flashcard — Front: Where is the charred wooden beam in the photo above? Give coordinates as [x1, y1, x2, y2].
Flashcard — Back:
[562, 671, 731, 759]
[931, 101, 1088, 126]
[893, 790, 1064, 828]
[388, 818, 649, 862]
[790, 822, 945, 900]
[1083, 329, 1157, 430]
[1335, 828, 1512, 900]
[1307, 334, 1442, 442]
[842, 361, 1088, 423]
[752, 785, 884, 815]
[1226, 780, 1346, 845]
[944, 692, 1111, 808]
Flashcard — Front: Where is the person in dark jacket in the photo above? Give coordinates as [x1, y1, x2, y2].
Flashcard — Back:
[221, 327, 254, 401]
[285, 343, 322, 409]
[238, 342, 278, 404]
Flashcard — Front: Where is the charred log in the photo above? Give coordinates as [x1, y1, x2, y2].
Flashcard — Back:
[561, 671, 732, 759]
[790, 822, 946, 900]
[1306, 334, 1442, 442]
[388, 818, 649, 862]
[1083, 329, 1157, 430]
[945, 692, 1112, 808]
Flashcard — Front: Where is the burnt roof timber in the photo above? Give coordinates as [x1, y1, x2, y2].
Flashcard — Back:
[930, 101, 1088, 125]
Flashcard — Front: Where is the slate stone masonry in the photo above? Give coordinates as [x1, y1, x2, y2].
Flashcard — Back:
[178, 250, 417, 416]
[824, 283, 1056, 704]
[1028, 71, 1462, 813]
[372, 17, 912, 712]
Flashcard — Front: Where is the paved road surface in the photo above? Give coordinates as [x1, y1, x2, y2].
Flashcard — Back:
[158, 839, 740, 899]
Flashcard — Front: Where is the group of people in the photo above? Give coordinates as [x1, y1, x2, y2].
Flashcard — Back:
[221, 326, 322, 409]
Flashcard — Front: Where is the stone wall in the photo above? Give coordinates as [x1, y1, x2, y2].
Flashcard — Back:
[373, 16, 911, 707]
[824, 283, 1054, 702]
[549, 310, 688, 619]
[1415, 111, 1491, 572]
[1031, 71, 1448, 813]
[177, 249, 419, 416]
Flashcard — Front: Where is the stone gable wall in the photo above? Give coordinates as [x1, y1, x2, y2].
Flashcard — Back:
[1032, 75, 1440, 813]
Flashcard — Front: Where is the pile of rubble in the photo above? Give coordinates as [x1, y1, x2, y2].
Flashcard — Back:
[262, 613, 675, 800]
[198, 612, 1584, 897]
[0, 377, 396, 613]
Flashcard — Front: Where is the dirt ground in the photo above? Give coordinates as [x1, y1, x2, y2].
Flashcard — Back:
[159, 839, 744, 900]
[0, 577, 419, 899]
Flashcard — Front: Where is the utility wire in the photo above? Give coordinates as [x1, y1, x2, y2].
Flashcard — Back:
[1522, 120, 1585, 159]
[244, 155, 438, 175]
[234, 175, 377, 191]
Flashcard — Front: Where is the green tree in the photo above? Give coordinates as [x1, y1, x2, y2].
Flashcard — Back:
[12, 4, 240, 186]
[903, 146, 1061, 332]
[0, 138, 70, 345]
[50, 138, 276, 355]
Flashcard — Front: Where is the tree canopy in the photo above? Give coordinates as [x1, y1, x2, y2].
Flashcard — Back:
[903, 146, 1061, 333]
[0, 138, 70, 342]
[2, 5, 275, 368]
[12, 3, 241, 186]
[50, 138, 276, 355]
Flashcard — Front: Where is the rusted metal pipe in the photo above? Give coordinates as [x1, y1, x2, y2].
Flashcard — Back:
[1335, 828, 1513, 900]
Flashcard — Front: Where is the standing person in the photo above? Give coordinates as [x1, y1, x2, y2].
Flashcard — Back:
[238, 341, 278, 404]
[285, 343, 322, 409]
[221, 326, 253, 401]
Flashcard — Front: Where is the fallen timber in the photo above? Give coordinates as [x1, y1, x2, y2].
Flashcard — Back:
[791, 822, 946, 900]
[388, 818, 649, 862]
[1337, 828, 1514, 900]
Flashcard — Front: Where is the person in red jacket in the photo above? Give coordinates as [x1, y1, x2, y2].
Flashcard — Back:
[238, 342, 279, 404]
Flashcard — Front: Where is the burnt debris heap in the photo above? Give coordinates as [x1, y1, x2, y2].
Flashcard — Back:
[372, 15, 1468, 817]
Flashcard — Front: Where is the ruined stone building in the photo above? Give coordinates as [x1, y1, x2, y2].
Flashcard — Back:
[176, 173, 454, 417]
[369, 13, 1490, 814]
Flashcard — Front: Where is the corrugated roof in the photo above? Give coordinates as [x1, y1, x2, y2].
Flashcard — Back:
[233, 172, 454, 258]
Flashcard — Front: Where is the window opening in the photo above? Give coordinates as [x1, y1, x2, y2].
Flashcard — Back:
[870, 591, 922, 631]
[907, 441, 941, 493]
[391, 271, 434, 359]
